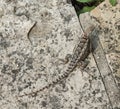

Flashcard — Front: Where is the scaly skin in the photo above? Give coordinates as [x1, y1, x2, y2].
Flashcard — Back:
[18, 26, 95, 97]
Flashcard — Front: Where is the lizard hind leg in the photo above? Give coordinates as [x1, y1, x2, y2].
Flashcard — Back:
[76, 60, 88, 76]
[77, 60, 94, 78]
[77, 60, 89, 70]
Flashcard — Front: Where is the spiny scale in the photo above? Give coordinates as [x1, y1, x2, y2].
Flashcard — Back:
[18, 26, 94, 97]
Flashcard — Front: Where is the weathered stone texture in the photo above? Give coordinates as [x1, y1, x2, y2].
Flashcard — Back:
[0, 0, 120, 109]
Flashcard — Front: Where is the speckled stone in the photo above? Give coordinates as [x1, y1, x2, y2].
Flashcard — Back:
[0, 0, 120, 109]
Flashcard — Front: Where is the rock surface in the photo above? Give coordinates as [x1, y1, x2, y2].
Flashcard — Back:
[0, 0, 120, 109]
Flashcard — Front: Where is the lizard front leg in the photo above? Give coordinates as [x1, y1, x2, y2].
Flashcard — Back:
[57, 54, 72, 65]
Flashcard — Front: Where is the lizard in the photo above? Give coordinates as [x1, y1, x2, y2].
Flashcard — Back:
[18, 25, 95, 98]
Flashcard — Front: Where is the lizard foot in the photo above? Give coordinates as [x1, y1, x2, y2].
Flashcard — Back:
[77, 60, 90, 76]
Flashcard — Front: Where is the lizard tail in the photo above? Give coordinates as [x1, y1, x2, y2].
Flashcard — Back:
[18, 71, 69, 98]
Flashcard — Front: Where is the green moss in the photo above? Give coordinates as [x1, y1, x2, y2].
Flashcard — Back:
[74, 0, 117, 15]
[77, 6, 96, 15]
[109, 0, 117, 6]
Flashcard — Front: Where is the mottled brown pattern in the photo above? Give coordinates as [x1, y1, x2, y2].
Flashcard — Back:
[18, 26, 95, 97]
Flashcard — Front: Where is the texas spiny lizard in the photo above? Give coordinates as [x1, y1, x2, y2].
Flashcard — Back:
[18, 25, 95, 97]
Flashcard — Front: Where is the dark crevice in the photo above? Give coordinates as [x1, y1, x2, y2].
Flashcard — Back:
[70, 0, 103, 13]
